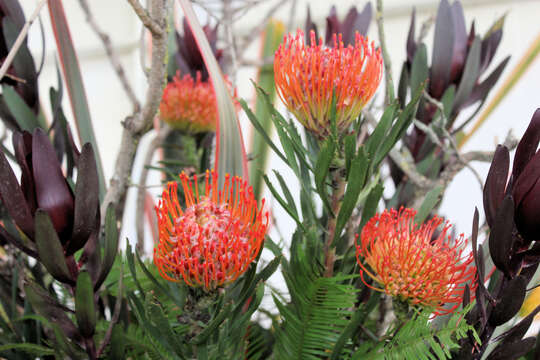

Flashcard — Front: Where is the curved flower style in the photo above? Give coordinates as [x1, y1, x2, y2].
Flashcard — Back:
[274, 30, 382, 138]
[356, 208, 476, 316]
[159, 72, 217, 133]
[154, 171, 269, 290]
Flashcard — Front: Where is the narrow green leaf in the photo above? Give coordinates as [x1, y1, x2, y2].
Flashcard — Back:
[374, 84, 424, 168]
[365, 104, 397, 162]
[333, 148, 369, 245]
[179, 0, 247, 184]
[453, 37, 481, 112]
[95, 204, 119, 290]
[2, 85, 39, 131]
[410, 44, 428, 94]
[0, 343, 55, 356]
[194, 304, 232, 345]
[414, 185, 444, 224]
[273, 170, 298, 217]
[48, 0, 106, 198]
[314, 138, 336, 214]
[240, 98, 288, 166]
[34, 210, 73, 284]
[359, 183, 384, 230]
[75, 271, 96, 337]
[263, 174, 304, 231]
[343, 134, 356, 177]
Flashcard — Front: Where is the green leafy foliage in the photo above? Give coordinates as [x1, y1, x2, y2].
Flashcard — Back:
[353, 307, 478, 360]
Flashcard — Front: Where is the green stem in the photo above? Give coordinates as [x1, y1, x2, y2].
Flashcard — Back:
[324, 169, 346, 277]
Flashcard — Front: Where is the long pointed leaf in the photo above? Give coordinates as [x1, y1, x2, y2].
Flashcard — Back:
[178, 0, 248, 185]
[47, 0, 105, 198]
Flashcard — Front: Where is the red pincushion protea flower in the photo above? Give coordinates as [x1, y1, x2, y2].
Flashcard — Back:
[356, 208, 477, 316]
[274, 30, 382, 137]
[154, 170, 269, 290]
[159, 72, 217, 133]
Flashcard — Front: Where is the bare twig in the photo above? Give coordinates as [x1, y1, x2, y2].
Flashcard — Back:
[0, 0, 47, 82]
[375, 0, 394, 106]
[127, 0, 164, 37]
[78, 0, 140, 111]
[136, 126, 171, 252]
[101, 0, 168, 222]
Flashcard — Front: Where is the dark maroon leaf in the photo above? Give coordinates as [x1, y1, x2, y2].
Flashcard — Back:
[449, 1, 467, 82]
[486, 337, 536, 360]
[462, 283, 470, 307]
[0, 148, 34, 238]
[353, 3, 372, 38]
[489, 275, 527, 326]
[513, 150, 540, 241]
[24, 281, 81, 340]
[480, 29, 502, 74]
[66, 143, 99, 256]
[430, 0, 454, 98]
[0, 0, 25, 30]
[325, 5, 340, 45]
[305, 5, 318, 43]
[2, 17, 39, 113]
[32, 128, 74, 239]
[522, 243, 540, 266]
[483, 145, 509, 227]
[494, 304, 540, 344]
[513, 109, 540, 180]
[12, 131, 36, 212]
[489, 195, 515, 275]
[406, 9, 416, 64]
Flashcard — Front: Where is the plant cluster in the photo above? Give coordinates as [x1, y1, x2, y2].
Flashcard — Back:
[0, 0, 539, 359]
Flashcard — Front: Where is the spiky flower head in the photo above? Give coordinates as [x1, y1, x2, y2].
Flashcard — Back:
[154, 171, 269, 290]
[274, 30, 382, 138]
[159, 72, 217, 133]
[356, 208, 476, 316]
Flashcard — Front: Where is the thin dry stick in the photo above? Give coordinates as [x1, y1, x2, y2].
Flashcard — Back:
[78, 0, 140, 111]
[0, 0, 47, 81]
[375, 0, 394, 106]
[127, 0, 164, 37]
[136, 126, 171, 252]
[101, 0, 168, 222]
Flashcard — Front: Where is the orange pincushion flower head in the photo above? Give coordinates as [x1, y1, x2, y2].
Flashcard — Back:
[154, 170, 269, 290]
[356, 208, 477, 316]
[274, 30, 382, 138]
[159, 72, 217, 133]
